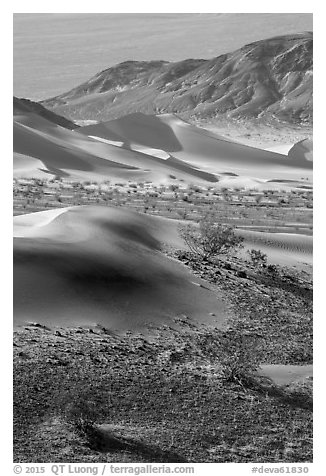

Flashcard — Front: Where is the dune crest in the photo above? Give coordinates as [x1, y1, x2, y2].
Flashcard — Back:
[14, 206, 229, 330]
[79, 113, 313, 182]
[14, 99, 312, 187]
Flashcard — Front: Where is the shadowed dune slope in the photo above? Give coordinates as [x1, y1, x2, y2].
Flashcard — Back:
[13, 206, 228, 330]
[13, 112, 218, 183]
[288, 139, 313, 162]
[14, 96, 76, 129]
[79, 113, 313, 180]
[13, 104, 312, 185]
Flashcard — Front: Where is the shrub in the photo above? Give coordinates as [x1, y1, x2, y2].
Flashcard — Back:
[180, 216, 243, 260]
[266, 264, 278, 274]
[247, 249, 267, 268]
[215, 329, 262, 385]
[64, 398, 98, 437]
[62, 396, 109, 451]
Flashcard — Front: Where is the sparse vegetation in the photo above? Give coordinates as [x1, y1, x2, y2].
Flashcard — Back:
[63, 396, 98, 439]
[180, 216, 243, 260]
[14, 247, 312, 463]
[247, 249, 268, 268]
[214, 328, 262, 385]
[13, 179, 313, 238]
[13, 177, 313, 463]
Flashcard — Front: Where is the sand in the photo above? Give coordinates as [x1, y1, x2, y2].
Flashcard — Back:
[288, 139, 313, 162]
[14, 108, 312, 187]
[79, 113, 313, 184]
[13, 206, 229, 330]
[13, 112, 217, 183]
[239, 229, 313, 268]
[259, 364, 313, 386]
[14, 204, 313, 330]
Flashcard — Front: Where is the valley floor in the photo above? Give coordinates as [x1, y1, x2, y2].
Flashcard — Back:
[13, 179, 312, 234]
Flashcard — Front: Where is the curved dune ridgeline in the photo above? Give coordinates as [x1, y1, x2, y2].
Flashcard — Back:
[13, 206, 229, 330]
[13, 112, 220, 183]
[79, 113, 312, 183]
[14, 101, 312, 186]
[14, 205, 312, 329]
[288, 139, 313, 163]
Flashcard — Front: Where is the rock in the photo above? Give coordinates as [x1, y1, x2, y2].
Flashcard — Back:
[237, 270, 247, 278]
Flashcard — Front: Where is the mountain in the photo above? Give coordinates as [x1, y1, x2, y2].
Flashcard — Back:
[14, 96, 77, 130]
[42, 32, 313, 125]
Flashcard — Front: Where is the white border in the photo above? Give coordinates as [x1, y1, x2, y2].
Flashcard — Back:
[5, 4, 323, 474]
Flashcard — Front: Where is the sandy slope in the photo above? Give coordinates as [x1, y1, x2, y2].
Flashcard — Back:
[239, 229, 313, 267]
[288, 139, 313, 162]
[79, 113, 313, 183]
[258, 364, 313, 386]
[14, 205, 312, 329]
[13, 112, 217, 183]
[13, 206, 228, 330]
[14, 108, 312, 186]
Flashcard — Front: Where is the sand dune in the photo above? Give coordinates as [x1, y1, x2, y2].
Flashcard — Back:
[13, 112, 218, 183]
[288, 139, 313, 162]
[13, 152, 47, 178]
[79, 113, 313, 182]
[14, 106, 312, 186]
[264, 144, 295, 155]
[14, 206, 228, 330]
[13, 200, 312, 331]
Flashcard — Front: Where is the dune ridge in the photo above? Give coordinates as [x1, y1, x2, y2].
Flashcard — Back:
[14, 100, 312, 187]
[14, 206, 229, 330]
[14, 205, 312, 330]
[14, 111, 220, 183]
[79, 113, 312, 182]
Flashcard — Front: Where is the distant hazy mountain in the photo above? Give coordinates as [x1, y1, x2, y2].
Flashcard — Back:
[42, 32, 313, 125]
[14, 97, 76, 130]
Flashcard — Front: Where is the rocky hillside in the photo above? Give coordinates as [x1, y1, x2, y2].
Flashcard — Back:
[42, 32, 312, 125]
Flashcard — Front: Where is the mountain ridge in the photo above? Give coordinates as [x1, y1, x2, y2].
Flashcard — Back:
[42, 32, 313, 125]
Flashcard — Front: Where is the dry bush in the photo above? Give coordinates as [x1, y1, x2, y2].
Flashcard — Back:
[215, 329, 262, 385]
[247, 249, 268, 268]
[180, 216, 243, 260]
